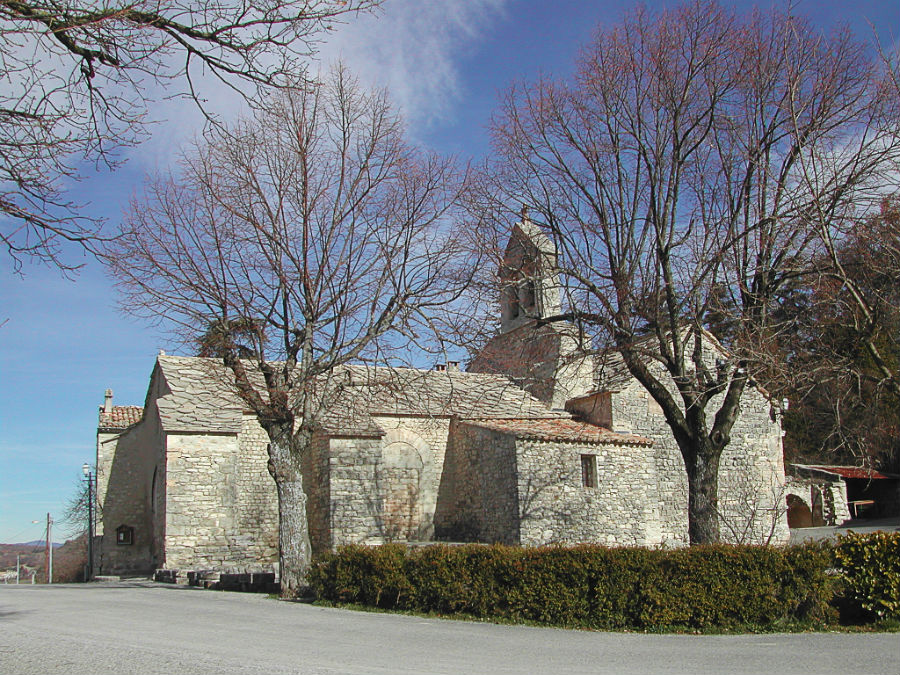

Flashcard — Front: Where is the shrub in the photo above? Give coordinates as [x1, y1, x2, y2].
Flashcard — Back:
[309, 542, 834, 630]
[833, 532, 900, 621]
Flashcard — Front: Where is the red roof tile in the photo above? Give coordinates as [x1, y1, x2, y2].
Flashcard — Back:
[461, 418, 651, 446]
[805, 465, 900, 480]
[98, 405, 144, 430]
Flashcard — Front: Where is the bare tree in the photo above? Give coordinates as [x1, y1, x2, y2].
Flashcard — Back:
[480, 1, 899, 544]
[1, 0, 380, 272]
[778, 197, 900, 472]
[106, 66, 469, 596]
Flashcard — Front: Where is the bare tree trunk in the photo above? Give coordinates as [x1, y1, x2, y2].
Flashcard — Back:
[684, 444, 721, 545]
[266, 426, 312, 598]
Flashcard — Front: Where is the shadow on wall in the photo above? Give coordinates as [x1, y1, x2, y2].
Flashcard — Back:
[100, 429, 158, 576]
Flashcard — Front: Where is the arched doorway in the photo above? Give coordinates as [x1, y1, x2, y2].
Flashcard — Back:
[786, 494, 813, 529]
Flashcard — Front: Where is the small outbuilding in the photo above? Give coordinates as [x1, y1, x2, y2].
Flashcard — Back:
[787, 464, 900, 526]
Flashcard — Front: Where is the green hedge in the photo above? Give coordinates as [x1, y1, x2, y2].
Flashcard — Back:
[833, 532, 900, 621]
[308, 543, 835, 630]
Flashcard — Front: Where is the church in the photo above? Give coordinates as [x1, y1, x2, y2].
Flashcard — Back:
[94, 214, 790, 578]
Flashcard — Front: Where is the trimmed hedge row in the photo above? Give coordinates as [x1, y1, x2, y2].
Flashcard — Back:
[833, 532, 900, 620]
[308, 542, 835, 630]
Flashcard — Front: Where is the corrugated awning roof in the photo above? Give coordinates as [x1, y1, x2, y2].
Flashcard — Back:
[794, 464, 900, 480]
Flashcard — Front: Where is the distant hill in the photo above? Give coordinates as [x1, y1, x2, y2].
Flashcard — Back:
[0, 542, 45, 570]
[1, 536, 87, 583]
[15, 541, 64, 548]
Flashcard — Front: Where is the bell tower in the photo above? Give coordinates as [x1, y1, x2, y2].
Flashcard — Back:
[499, 206, 561, 333]
[469, 207, 593, 409]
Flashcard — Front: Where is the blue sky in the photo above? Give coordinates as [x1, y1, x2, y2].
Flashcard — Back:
[1, 0, 897, 544]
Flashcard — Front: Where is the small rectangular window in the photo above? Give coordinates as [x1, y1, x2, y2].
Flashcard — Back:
[116, 525, 134, 546]
[581, 454, 597, 488]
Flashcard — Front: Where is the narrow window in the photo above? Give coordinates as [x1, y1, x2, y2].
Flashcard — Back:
[519, 279, 536, 314]
[581, 454, 597, 488]
[504, 284, 520, 319]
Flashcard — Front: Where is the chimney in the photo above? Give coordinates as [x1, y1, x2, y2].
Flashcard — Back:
[433, 363, 447, 372]
[103, 389, 113, 414]
[447, 361, 460, 372]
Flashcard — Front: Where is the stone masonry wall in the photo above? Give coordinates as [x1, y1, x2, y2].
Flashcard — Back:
[96, 431, 118, 537]
[304, 433, 332, 556]
[326, 436, 386, 546]
[433, 423, 520, 544]
[608, 383, 689, 546]
[163, 415, 278, 572]
[609, 359, 789, 546]
[327, 416, 452, 547]
[515, 438, 663, 547]
[717, 391, 790, 544]
[97, 406, 164, 576]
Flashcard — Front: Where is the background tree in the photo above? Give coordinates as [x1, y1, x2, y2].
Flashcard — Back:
[480, 1, 899, 543]
[779, 197, 900, 472]
[1, 0, 379, 272]
[106, 66, 469, 596]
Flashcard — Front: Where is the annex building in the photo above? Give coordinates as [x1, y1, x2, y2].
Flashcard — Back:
[94, 215, 790, 578]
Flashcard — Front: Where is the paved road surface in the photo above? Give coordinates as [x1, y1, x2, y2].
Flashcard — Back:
[790, 515, 900, 544]
[1, 582, 898, 675]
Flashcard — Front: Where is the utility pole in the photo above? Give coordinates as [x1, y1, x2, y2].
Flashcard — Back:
[83, 463, 94, 581]
[16, 555, 20, 584]
[46, 513, 53, 584]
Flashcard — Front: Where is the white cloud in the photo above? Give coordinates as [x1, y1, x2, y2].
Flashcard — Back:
[124, 1, 508, 168]
[318, 0, 508, 134]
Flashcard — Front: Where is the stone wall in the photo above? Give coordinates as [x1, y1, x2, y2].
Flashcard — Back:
[436, 423, 666, 547]
[434, 422, 520, 544]
[785, 477, 851, 526]
[163, 415, 278, 572]
[515, 438, 664, 546]
[326, 436, 385, 546]
[608, 362, 789, 546]
[97, 404, 164, 576]
[326, 416, 453, 548]
[95, 431, 118, 537]
[304, 433, 332, 555]
[717, 392, 790, 545]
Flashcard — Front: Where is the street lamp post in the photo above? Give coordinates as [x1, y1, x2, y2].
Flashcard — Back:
[82, 463, 94, 581]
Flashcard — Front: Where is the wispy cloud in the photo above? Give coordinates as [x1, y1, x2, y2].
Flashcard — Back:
[318, 0, 509, 134]
[126, 0, 509, 169]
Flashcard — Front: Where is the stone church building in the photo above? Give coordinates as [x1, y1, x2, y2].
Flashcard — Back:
[95, 216, 790, 578]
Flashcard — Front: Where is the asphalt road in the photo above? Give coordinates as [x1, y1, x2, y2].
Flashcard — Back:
[789, 516, 900, 544]
[1, 582, 898, 675]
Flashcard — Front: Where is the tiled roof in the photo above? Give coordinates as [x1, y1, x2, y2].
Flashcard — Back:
[155, 357, 246, 433]
[461, 418, 651, 446]
[315, 366, 567, 436]
[98, 405, 144, 430]
[150, 357, 564, 436]
[594, 351, 634, 392]
[345, 366, 565, 417]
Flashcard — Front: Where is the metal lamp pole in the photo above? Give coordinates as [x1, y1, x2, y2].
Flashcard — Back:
[82, 463, 93, 581]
